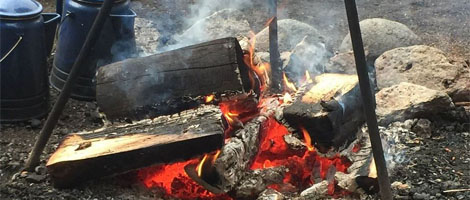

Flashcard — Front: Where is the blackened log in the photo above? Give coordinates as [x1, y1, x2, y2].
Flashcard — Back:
[96, 37, 251, 120]
[277, 73, 365, 153]
[46, 105, 224, 188]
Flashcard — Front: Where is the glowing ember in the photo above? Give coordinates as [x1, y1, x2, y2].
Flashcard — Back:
[205, 94, 215, 103]
[251, 118, 352, 194]
[138, 157, 230, 200]
[299, 126, 315, 152]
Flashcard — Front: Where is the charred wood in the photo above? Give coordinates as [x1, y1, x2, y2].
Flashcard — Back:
[96, 37, 252, 120]
[46, 105, 224, 188]
[277, 73, 365, 153]
[214, 98, 280, 192]
[233, 167, 286, 199]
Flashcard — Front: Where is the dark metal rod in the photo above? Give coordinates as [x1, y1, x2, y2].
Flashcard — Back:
[24, 0, 115, 171]
[268, 0, 282, 93]
[343, 0, 393, 199]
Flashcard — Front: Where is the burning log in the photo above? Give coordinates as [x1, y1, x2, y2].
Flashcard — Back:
[46, 105, 224, 188]
[214, 98, 280, 192]
[277, 73, 365, 153]
[96, 37, 252, 120]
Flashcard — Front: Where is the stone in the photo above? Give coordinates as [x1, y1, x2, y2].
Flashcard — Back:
[25, 173, 46, 183]
[375, 45, 470, 102]
[339, 18, 421, 64]
[391, 181, 410, 190]
[29, 119, 41, 129]
[175, 9, 251, 48]
[376, 82, 454, 126]
[325, 51, 357, 74]
[255, 19, 326, 52]
[413, 193, 430, 200]
[134, 18, 160, 56]
[283, 35, 330, 82]
[411, 119, 432, 138]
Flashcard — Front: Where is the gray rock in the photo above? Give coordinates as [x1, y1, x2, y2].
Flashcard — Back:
[255, 19, 326, 52]
[411, 119, 432, 138]
[413, 192, 430, 200]
[339, 18, 421, 63]
[134, 18, 160, 56]
[25, 173, 46, 183]
[283, 35, 330, 82]
[376, 82, 454, 126]
[375, 45, 470, 102]
[29, 119, 41, 129]
[175, 9, 251, 47]
[325, 51, 357, 74]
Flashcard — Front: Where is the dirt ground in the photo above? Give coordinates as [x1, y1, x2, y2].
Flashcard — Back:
[1, 0, 469, 199]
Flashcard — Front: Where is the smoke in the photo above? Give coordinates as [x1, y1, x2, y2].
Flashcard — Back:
[159, 0, 254, 52]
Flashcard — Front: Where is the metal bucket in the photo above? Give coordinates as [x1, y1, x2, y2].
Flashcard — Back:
[50, 0, 136, 101]
[0, 0, 60, 122]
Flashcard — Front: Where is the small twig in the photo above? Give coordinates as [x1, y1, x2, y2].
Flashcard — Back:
[443, 189, 470, 193]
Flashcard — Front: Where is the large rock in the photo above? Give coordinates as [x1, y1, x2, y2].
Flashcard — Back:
[376, 82, 454, 126]
[283, 35, 330, 82]
[171, 9, 251, 49]
[339, 18, 421, 63]
[255, 19, 326, 52]
[375, 45, 470, 102]
[324, 51, 357, 74]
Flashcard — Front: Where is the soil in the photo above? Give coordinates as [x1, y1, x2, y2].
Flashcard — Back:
[1, 0, 469, 199]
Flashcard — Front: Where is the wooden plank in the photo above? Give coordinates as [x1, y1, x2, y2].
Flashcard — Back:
[46, 105, 224, 188]
[96, 37, 251, 120]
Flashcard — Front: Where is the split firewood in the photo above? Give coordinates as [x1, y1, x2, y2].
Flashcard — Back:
[96, 37, 252, 120]
[276, 73, 366, 153]
[46, 105, 224, 188]
[214, 98, 280, 192]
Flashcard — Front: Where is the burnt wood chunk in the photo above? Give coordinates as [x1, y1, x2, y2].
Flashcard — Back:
[46, 105, 224, 188]
[278, 73, 365, 153]
[96, 37, 251, 120]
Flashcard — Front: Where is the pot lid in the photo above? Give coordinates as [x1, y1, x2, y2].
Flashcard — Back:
[0, 0, 43, 19]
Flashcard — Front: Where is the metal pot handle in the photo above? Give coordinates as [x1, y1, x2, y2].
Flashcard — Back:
[0, 36, 23, 63]
[109, 9, 136, 18]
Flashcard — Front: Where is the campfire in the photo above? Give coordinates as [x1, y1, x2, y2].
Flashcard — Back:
[46, 27, 381, 199]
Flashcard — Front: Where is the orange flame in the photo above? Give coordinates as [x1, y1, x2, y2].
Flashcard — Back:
[283, 73, 297, 92]
[196, 154, 209, 177]
[212, 150, 221, 164]
[299, 126, 315, 152]
[264, 16, 275, 27]
[302, 70, 313, 84]
[224, 112, 239, 126]
[196, 150, 221, 178]
[244, 31, 271, 93]
[205, 95, 215, 103]
[369, 158, 377, 178]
